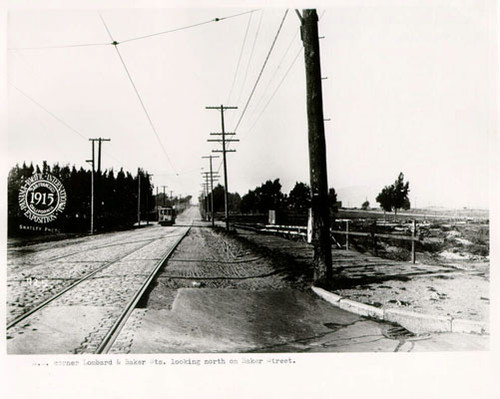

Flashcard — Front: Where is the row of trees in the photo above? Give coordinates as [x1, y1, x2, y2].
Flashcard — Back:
[200, 172, 411, 218]
[8, 162, 159, 235]
[240, 178, 338, 214]
[201, 178, 338, 215]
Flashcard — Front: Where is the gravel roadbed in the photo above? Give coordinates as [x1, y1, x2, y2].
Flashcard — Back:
[232, 228, 489, 323]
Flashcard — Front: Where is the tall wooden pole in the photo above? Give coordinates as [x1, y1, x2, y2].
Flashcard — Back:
[86, 158, 94, 235]
[162, 186, 167, 206]
[219, 105, 230, 231]
[96, 137, 111, 173]
[411, 220, 416, 264]
[202, 155, 220, 227]
[137, 169, 141, 226]
[89, 137, 110, 231]
[300, 9, 333, 286]
[145, 173, 152, 225]
[209, 156, 215, 227]
[91, 141, 95, 234]
[90, 166, 94, 234]
[206, 105, 238, 231]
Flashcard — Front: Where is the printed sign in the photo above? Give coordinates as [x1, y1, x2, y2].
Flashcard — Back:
[18, 173, 67, 224]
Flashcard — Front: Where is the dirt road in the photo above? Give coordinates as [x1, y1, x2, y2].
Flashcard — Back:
[6, 207, 488, 353]
[110, 209, 488, 353]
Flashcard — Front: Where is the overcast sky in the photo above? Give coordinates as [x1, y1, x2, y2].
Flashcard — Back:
[5, 0, 496, 209]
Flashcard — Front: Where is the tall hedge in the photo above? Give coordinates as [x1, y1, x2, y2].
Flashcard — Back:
[7, 162, 154, 236]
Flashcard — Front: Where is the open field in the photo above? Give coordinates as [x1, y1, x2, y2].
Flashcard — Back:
[337, 207, 489, 223]
[334, 215, 489, 269]
[228, 207, 489, 269]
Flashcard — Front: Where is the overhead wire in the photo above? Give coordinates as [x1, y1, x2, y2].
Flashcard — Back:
[10, 84, 87, 140]
[9, 53, 126, 166]
[10, 83, 123, 164]
[115, 9, 259, 44]
[221, 9, 327, 179]
[8, 9, 259, 51]
[226, 12, 253, 105]
[246, 27, 300, 124]
[232, 9, 289, 132]
[8, 42, 111, 51]
[243, 46, 303, 138]
[239, 9, 327, 138]
[214, 10, 289, 175]
[233, 10, 264, 111]
[99, 14, 177, 175]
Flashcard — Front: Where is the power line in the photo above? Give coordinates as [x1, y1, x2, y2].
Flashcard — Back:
[235, 9, 326, 144]
[205, 105, 238, 231]
[99, 13, 115, 42]
[9, 9, 259, 51]
[234, 10, 264, 111]
[247, 28, 300, 122]
[220, 13, 314, 174]
[233, 10, 289, 132]
[114, 45, 177, 174]
[8, 42, 111, 51]
[217, 10, 290, 172]
[11, 84, 87, 140]
[243, 46, 303, 138]
[99, 15, 177, 174]
[242, 9, 327, 139]
[119, 9, 259, 44]
[11, 84, 125, 165]
[226, 12, 253, 104]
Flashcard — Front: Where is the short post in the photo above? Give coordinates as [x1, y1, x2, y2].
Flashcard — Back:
[411, 220, 416, 264]
[345, 220, 349, 250]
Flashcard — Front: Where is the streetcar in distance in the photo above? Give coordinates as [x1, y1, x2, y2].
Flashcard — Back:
[158, 206, 176, 226]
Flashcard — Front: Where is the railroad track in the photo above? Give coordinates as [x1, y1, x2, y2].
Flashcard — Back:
[6, 226, 191, 346]
[7, 236, 160, 329]
[96, 225, 191, 353]
[9, 229, 171, 266]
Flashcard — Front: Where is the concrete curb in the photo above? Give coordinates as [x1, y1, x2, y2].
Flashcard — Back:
[311, 286, 489, 335]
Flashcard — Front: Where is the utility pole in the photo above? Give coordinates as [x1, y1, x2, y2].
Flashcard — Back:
[161, 185, 167, 206]
[298, 9, 333, 286]
[202, 155, 220, 227]
[137, 169, 141, 226]
[200, 182, 210, 220]
[145, 173, 152, 225]
[201, 169, 220, 225]
[86, 158, 94, 235]
[203, 172, 210, 220]
[206, 105, 238, 231]
[89, 138, 111, 174]
[88, 138, 110, 232]
[98, 138, 111, 173]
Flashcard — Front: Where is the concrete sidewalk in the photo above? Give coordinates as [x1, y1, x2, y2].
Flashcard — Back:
[233, 227, 489, 335]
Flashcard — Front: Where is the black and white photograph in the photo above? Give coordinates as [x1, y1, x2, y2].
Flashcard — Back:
[2, 0, 498, 398]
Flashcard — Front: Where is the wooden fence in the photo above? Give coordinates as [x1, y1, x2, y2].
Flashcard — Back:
[257, 220, 419, 263]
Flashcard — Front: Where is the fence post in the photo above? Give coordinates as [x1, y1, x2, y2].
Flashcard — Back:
[345, 220, 349, 250]
[411, 219, 416, 264]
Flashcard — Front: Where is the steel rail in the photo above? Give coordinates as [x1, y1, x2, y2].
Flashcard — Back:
[96, 225, 192, 354]
[7, 236, 162, 330]
[27, 237, 158, 266]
